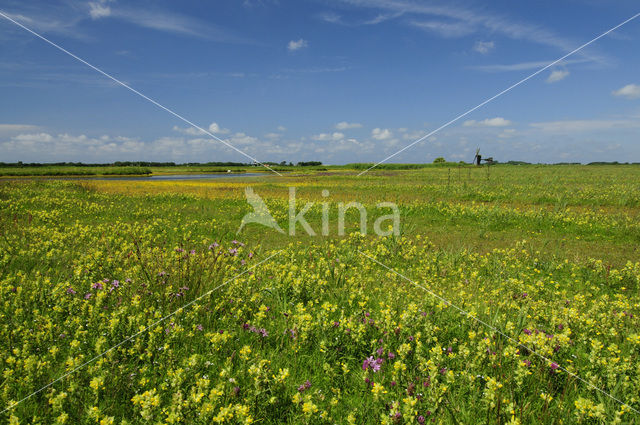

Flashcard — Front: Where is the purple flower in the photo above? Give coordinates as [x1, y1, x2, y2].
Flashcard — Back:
[388, 352, 396, 360]
[229, 248, 238, 256]
[333, 321, 340, 327]
[248, 252, 254, 258]
[110, 280, 120, 292]
[376, 347, 384, 356]
[196, 324, 203, 331]
[550, 362, 559, 370]
[557, 324, 564, 330]
[362, 357, 372, 371]
[297, 380, 312, 392]
[190, 249, 196, 255]
[372, 358, 383, 372]
[523, 328, 532, 335]
[417, 415, 426, 425]
[84, 293, 92, 299]
[66, 287, 76, 295]
[209, 242, 219, 250]
[92, 282, 103, 290]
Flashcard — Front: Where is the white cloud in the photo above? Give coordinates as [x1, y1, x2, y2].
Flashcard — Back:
[546, 69, 569, 83]
[371, 128, 393, 140]
[264, 132, 281, 140]
[287, 38, 308, 51]
[463, 117, 512, 127]
[473, 59, 587, 73]
[312, 132, 345, 141]
[337, 0, 607, 65]
[0, 124, 39, 134]
[88, 1, 112, 19]
[208, 122, 230, 134]
[530, 119, 640, 133]
[172, 125, 204, 136]
[498, 129, 517, 139]
[612, 84, 640, 100]
[335, 121, 362, 130]
[410, 20, 475, 38]
[277, 125, 287, 131]
[227, 132, 258, 145]
[473, 41, 494, 54]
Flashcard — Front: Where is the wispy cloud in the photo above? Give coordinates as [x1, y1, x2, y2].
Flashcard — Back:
[409, 20, 474, 38]
[287, 38, 309, 51]
[105, 7, 249, 42]
[335, 121, 362, 130]
[530, 118, 640, 133]
[472, 58, 588, 73]
[463, 117, 512, 127]
[473, 40, 494, 54]
[0, 124, 39, 134]
[546, 69, 570, 83]
[612, 84, 640, 99]
[333, 0, 608, 64]
[88, 0, 112, 19]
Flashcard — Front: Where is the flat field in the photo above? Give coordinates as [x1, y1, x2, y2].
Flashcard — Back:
[1, 165, 639, 424]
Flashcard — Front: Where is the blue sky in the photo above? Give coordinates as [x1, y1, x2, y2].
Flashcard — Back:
[1, 0, 639, 164]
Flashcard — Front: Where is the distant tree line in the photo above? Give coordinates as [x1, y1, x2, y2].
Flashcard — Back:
[0, 161, 323, 167]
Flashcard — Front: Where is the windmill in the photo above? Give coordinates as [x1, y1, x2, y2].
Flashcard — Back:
[472, 148, 482, 165]
[472, 148, 494, 165]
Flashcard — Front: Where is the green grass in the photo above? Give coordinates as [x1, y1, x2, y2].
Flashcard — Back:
[0, 166, 152, 177]
[1, 165, 640, 424]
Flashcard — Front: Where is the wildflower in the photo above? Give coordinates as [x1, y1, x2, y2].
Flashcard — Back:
[84, 293, 92, 300]
[372, 383, 386, 400]
[417, 415, 426, 424]
[550, 362, 559, 371]
[66, 287, 76, 295]
[523, 329, 532, 335]
[297, 380, 312, 392]
[371, 358, 383, 372]
[92, 282, 103, 290]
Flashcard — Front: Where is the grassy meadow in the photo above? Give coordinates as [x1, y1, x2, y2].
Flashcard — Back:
[1, 164, 639, 424]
